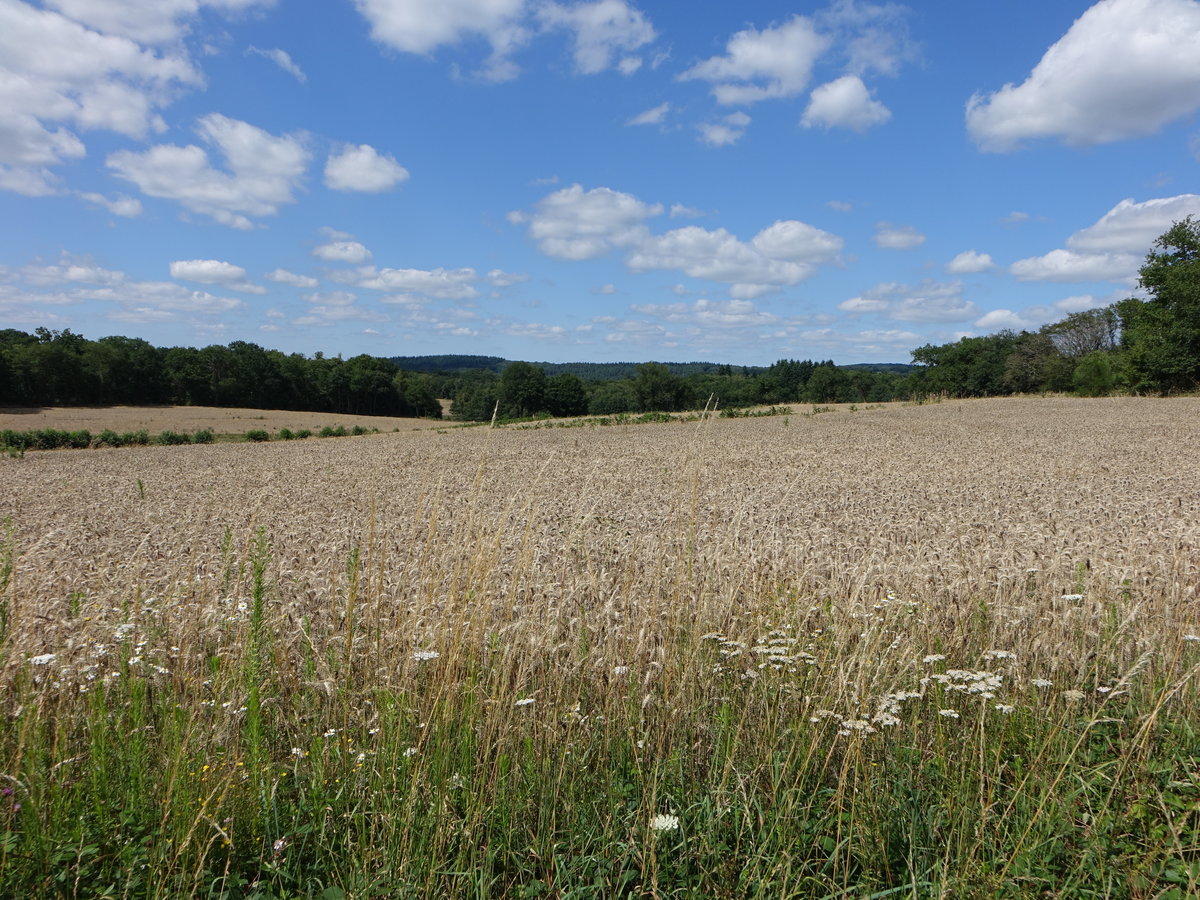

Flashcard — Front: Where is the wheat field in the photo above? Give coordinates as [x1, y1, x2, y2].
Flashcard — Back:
[0, 396, 1197, 898]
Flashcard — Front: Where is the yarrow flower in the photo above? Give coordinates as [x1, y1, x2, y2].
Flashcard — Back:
[922, 654, 946, 664]
[650, 813, 680, 833]
[413, 650, 440, 662]
[515, 698, 535, 707]
[29, 654, 56, 666]
[938, 709, 960, 719]
[1031, 678, 1053, 688]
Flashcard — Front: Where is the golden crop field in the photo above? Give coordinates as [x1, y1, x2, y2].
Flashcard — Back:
[1, 396, 1197, 898]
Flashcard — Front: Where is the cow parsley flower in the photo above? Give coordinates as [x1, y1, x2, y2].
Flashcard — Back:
[650, 813, 680, 833]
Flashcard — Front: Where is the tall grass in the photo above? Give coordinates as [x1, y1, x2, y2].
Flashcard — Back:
[0, 397, 1197, 898]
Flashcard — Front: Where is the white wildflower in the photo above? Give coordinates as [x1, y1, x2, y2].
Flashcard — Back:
[983, 650, 1016, 661]
[322, 728, 338, 738]
[1031, 678, 1053, 688]
[1061, 594, 1084, 602]
[515, 698, 535, 707]
[30, 654, 56, 666]
[290, 747, 306, 758]
[922, 654, 946, 664]
[938, 709, 960, 719]
[994, 704, 1015, 714]
[1184, 634, 1200, 642]
[413, 650, 440, 662]
[650, 813, 679, 833]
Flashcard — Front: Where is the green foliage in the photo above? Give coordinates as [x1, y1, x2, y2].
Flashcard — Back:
[1122, 216, 1200, 394]
[1072, 351, 1123, 397]
[244, 429, 271, 442]
[0, 330, 441, 419]
[153, 430, 191, 445]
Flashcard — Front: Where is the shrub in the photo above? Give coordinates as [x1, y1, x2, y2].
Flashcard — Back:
[66, 430, 92, 449]
[277, 428, 294, 441]
[244, 429, 271, 443]
[154, 430, 191, 445]
[0, 430, 29, 452]
[97, 429, 124, 448]
[294, 429, 312, 440]
[351, 425, 367, 436]
[124, 430, 150, 446]
[191, 428, 215, 444]
[318, 425, 347, 438]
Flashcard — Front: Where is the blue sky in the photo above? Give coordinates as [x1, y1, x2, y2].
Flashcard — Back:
[2, 0, 1199, 365]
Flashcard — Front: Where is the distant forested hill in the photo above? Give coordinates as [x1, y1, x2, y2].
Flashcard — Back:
[387, 356, 771, 380]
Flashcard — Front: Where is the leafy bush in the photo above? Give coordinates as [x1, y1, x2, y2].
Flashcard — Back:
[191, 428, 215, 444]
[318, 425, 347, 438]
[154, 430, 191, 445]
[0, 430, 29, 452]
[124, 430, 150, 446]
[277, 428, 294, 441]
[97, 429, 124, 448]
[244, 429, 271, 443]
[294, 429, 312, 440]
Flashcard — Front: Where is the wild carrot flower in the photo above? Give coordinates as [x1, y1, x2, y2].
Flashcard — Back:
[650, 813, 680, 833]
[515, 698, 535, 707]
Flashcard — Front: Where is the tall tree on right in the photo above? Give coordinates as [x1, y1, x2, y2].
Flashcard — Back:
[1122, 216, 1200, 394]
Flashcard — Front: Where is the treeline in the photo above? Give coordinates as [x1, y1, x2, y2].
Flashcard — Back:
[390, 355, 766, 381]
[0, 330, 442, 418]
[443, 359, 911, 421]
[910, 217, 1200, 399]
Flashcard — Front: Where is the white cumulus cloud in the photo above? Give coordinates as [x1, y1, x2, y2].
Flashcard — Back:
[946, 250, 995, 274]
[169, 258, 265, 293]
[539, 0, 656, 75]
[107, 114, 309, 229]
[352, 0, 530, 81]
[967, 0, 1200, 150]
[680, 15, 830, 105]
[358, 266, 480, 300]
[44, 0, 272, 44]
[265, 268, 319, 288]
[313, 240, 373, 263]
[801, 74, 890, 132]
[0, 1, 202, 195]
[1066, 194, 1200, 253]
[512, 183, 662, 260]
[1010, 249, 1140, 283]
[698, 112, 751, 147]
[324, 144, 409, 193]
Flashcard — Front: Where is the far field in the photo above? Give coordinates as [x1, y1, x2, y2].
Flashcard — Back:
[0, 396, 1197, 898]
[0, 403, 451, 435]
